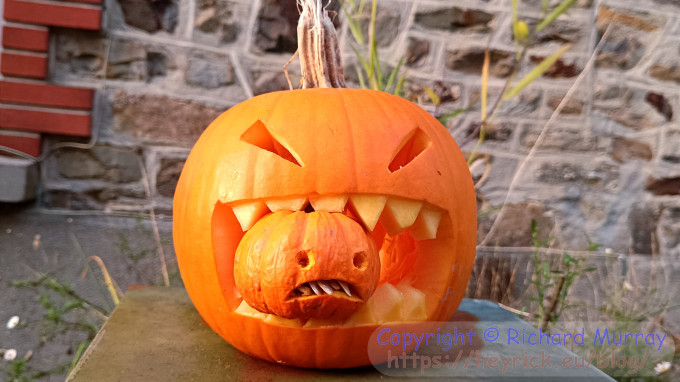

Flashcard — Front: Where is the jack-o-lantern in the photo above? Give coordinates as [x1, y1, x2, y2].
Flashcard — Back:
[173, 0, 476, 369]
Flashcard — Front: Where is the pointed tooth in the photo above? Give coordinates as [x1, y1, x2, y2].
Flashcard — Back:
[264, 314, 303, 327]
[265, 196, 308, 212]
[308, 281, 321, 295]
[235, 300, 267, 319]
[318, 280, 333, 295]
[338, 280, 352, 297]
[330, 280, 341, 290]
[232, 201, 270, 231]
[348, 194, 388, 231]
[380, 197, 423, 236]
[409, 206, 442, 240]
[308, 194, 349, 212]
[396, 283, 428, 321]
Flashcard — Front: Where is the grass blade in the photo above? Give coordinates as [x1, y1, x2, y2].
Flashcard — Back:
[437, 108, 468, 125]
[511, 0, 519, 40]
[423, 86, 440, 106]
[344, 7, 364, 44]
[367, 0, 378, 90]
[351, 45, 371, 76]
[385, 55, 404, 92]
[68, 341, 89, 374]
[356, 65, 367, 89]
[394, 73, 406, 97]
[82, 256, 122, 306]
[372, 43, 383, 91]
[536, 0, 577, 32]
[503, 44, 572, 101]
[358, 0, 366, 13]
[481, 49, 490, 121]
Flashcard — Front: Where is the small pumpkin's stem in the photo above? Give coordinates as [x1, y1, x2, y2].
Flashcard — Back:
[297, 0, 345, 89]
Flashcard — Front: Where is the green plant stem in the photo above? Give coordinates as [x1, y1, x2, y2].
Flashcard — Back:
[464, 46, 528, 162]
[68, 341, 89, 374]
[16, 276, 110, 316]
[536, 0, 577, 32]
[541, 275, 566, 331]
[367, 0, 378, 90]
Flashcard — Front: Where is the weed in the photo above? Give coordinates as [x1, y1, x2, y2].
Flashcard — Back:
[5, 275, 109, 381]
[341, 0, 405, 95]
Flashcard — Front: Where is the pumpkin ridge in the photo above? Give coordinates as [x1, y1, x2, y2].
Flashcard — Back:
[250, 92, 295, 201]
[335, 90, 359, 193]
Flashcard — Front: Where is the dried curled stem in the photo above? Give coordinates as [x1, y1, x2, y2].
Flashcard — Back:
[297, 0, 345, 88]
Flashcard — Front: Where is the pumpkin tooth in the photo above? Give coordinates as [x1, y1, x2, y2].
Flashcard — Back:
[265, 196, 308, 212]
[308, 281, 322, 295]
[338, 280, 352, 297]
[232, 201, 270, 231]
[330, 280, 341, 290]
[317, 280, 334, 295]
[308, 194, 349, 213]
[348, 194, 388, 231]
[380, 197, 423, 236]
[409, 206, 443, 240]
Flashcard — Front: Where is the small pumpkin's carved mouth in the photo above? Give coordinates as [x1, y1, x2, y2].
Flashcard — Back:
[288, 279, 360, 301]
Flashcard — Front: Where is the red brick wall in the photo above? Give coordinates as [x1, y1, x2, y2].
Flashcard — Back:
[0, 0, 102, 156]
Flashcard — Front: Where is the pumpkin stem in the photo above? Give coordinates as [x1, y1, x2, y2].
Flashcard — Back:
[297, 0, 345, 89]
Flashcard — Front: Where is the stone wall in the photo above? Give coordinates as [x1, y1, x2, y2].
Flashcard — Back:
[39, 0, 680, 257]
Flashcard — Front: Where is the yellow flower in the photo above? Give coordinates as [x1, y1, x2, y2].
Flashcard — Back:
[514, 21, 529, 43]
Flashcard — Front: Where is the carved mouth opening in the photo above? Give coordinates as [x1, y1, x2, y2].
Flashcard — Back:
[288, 279, 360, 301]
[212, 193, 456, 327]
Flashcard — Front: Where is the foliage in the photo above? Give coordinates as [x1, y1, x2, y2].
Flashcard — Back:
[528, 219, 596, 331]
[1, 221, 167, 381]
[5, 275, 110, 381]
[342, 0, 405, 95]
[463, 0, 577, 164]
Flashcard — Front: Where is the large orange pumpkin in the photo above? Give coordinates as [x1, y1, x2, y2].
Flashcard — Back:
[173, 0, 476, 369]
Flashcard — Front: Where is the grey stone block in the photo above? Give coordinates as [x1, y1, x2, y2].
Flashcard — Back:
[0, 156, 38, 203]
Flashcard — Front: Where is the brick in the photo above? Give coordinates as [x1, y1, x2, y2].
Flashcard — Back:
[0, 107, 90, 136]
[56, 0, 101, 4]
[0, 52, 47, 78]
[0, 131, 41, 157]
[0, 81, 94, 109]
[3, 0, 102, 31]
[2, 25, 49, 51]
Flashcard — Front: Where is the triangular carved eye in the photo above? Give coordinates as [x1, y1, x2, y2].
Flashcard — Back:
[241, 120, 303, 167]
[388, 128, 431, 173]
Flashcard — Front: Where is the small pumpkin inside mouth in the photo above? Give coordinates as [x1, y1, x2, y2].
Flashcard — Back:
[234, 210, 380, 319]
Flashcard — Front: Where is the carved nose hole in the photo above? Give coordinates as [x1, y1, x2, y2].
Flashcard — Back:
[353, 252, 367, 270]
[297, 251, 313, 269]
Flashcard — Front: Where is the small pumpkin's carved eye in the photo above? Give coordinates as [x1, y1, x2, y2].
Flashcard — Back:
[353, 251, 367, 270]
[388, 128, 432, 173]
[241, 120, 303, 167]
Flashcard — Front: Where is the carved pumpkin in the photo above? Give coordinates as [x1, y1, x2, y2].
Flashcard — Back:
[234, 210, 380, 319]
[173, 0, 476, 369]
